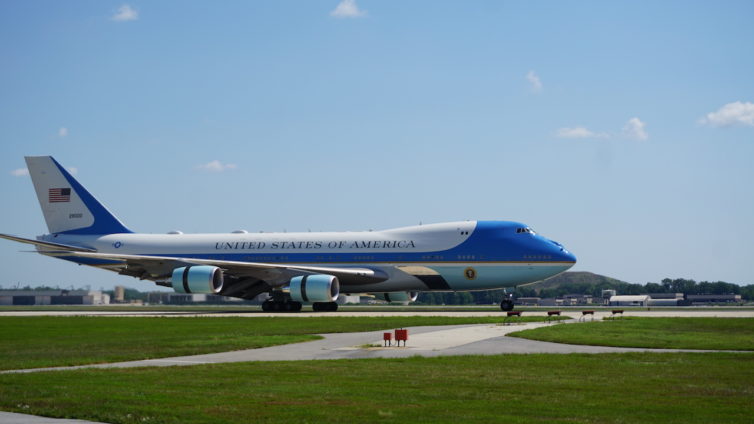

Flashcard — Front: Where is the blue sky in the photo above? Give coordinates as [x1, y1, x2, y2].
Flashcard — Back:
[1, 1, 753, 290]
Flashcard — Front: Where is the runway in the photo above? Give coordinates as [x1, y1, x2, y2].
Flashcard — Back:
[3, 308, 754, 318]
[0, 411, 103, 424]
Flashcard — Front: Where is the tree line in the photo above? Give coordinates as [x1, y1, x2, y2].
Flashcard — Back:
[416, 277, 754, 305]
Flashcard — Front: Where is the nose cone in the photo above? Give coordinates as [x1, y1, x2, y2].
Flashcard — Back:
[560, 247, 576, 264]
[560, 248, 577, 265]
[546, 239, 577, 265]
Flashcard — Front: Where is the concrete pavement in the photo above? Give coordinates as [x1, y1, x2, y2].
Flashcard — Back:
[0, 411, 104, 424]
[2, 308, 753, 319]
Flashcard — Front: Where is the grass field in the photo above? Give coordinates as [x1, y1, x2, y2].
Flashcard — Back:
[510, 317, 754, 350]
[1, 353, 751, 423]
[0, 316, 562, 370]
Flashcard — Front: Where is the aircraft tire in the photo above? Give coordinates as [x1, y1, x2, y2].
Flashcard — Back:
[284, 301, 302, 312]
[261, 301, 272, 312]
[312, 302, 338, 312]
[500, 300, 514, 311]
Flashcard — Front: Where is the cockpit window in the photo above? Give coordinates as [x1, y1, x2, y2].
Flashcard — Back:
[516, 227, 536, 234]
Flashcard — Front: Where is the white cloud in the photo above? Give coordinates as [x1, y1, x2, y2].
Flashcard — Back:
[58, 127, 68, 137]
[623, 117, 648, 140]
[112, 4, 138, 21]
[330, 0, 367, 18]
[196, 160, 238, 172]
[556, 127, 609, 139]
[526, 70, 542, 93]
[699, 101, 754, 127]
[67, 167, 78, 175]
[557, 117, 648, 141]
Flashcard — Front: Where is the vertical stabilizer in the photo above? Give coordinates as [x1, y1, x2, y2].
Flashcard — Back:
[25, 156, 132, 235]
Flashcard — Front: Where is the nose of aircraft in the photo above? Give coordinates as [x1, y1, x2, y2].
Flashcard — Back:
[547, 239, 577, 264]
[560, 248, 577, 264]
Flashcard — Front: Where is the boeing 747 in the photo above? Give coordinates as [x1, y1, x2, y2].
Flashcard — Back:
[0, 156, 576, 311]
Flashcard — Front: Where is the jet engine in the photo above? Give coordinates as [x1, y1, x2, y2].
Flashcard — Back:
[373, 291, 419, 303]
[171, 265, 224, 294]
[289, 274, 340, 303]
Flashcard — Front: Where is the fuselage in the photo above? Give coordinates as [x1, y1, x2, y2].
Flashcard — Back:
[43, 220, 576, 292]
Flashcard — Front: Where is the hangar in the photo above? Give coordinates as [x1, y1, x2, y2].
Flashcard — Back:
[0, 290, 110, 305]
[609, 295, 649, 307]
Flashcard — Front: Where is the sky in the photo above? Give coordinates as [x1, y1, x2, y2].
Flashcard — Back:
[1, 1, 753, 291]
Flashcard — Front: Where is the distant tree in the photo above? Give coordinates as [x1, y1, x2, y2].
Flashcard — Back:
[661, 278, 673, 292]
[644, 282, 664, 293]
[741, 285, 754, 301]
[419, 273, 754, 304]
[457, 292, 474, 305]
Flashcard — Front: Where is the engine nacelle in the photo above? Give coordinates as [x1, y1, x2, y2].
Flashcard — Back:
[373, 291, 419, 303]
[289, 274, 340, 303]
[171, 266, 224, 294]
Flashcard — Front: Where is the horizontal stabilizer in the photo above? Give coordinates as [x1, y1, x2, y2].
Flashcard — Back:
[0, 233, 96, 252]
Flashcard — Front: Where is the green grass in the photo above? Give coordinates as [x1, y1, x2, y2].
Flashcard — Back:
[1, 353, 752, 423]
[0, 316, 561, 370]
[510, 317, 754, 350]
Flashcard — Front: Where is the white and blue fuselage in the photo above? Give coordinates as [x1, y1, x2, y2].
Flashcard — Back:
[44, 220, 576, 293]
[1, 156, 576, 310]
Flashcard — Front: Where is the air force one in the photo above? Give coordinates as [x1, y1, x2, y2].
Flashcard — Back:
[0, 156, 576, 312]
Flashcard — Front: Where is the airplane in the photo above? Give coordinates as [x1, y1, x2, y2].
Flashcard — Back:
[0, 156, 577, 312]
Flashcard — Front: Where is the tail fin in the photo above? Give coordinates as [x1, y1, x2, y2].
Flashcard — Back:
[25, 156, 132, 235]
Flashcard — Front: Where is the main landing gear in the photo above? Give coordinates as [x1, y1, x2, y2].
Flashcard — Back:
[261, 300, 302, 312]
[260, 298, 339, 313]
[312, 302, 339, 312]
[500, 292, 515, 312]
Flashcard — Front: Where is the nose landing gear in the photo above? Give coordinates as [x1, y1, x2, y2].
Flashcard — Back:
[500, 292, 515, 311]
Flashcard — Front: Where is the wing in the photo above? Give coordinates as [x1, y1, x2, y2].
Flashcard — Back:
[0, 233, 96, 252]
[45, 250, 388, 287]
[1, 233, 388, 290]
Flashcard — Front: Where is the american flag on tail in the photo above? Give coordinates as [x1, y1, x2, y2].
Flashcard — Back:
[49, 188, 71, 203]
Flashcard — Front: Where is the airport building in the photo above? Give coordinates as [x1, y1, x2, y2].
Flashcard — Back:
[146, 292, 251, 305]
[647, 292, 685, 300]
[338, 295, 362, 304]
[563, 294, 593, 305]
[0, 290, 110, 305]
[686, 294, 742, 304]
[527, 292, 738, 307]
[608, 295, 650, 307]
[113, 285, 126, 303]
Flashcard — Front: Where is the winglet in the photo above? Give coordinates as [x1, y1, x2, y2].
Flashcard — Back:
[24, 156, 133, 235]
